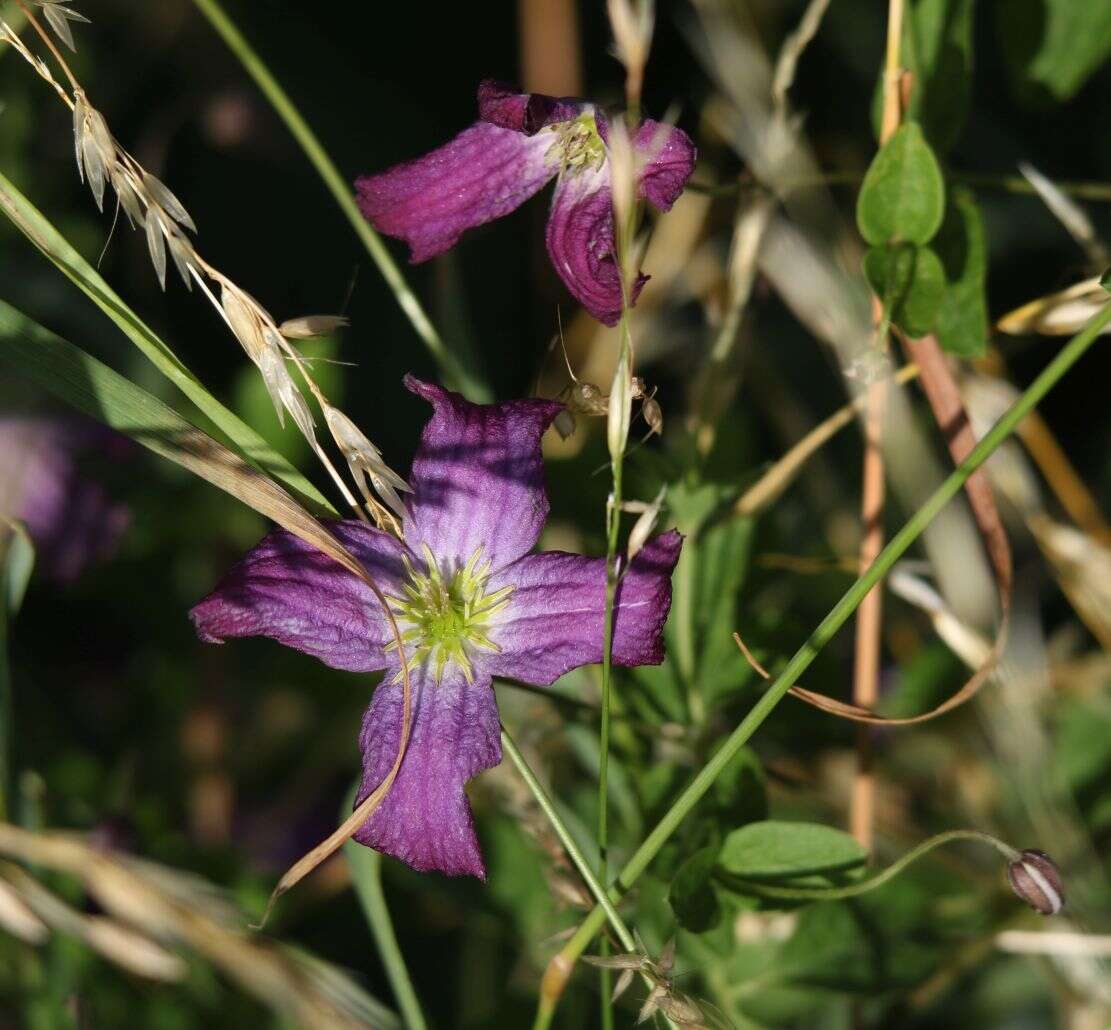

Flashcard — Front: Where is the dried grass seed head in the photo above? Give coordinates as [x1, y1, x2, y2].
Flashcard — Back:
[34, 0, 90, 53]
[279, 314, 351, 339]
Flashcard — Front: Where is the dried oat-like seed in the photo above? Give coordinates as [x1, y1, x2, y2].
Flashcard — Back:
[278, 314, 350, 339]
[37, 0, 90, 53]
[144, 209, 167, 289]
[141, 170, 196, 234]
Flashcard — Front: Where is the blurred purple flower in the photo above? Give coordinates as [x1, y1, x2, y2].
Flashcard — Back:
[0, 417, 132, 583]
[191, 376, 681, 878]
[355, 81, 697, 326]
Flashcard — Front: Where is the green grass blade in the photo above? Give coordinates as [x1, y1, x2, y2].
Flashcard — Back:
[0, 171, 338, 516]
[342, 787, 428, 1030]
[189, 0, 492, 402]
[0, 520, 33, 823]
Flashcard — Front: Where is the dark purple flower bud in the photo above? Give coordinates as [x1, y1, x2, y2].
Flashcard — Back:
[1008, 850, 1065, 915]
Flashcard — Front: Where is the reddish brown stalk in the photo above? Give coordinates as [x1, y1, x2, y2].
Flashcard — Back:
[849, 0, 905, 852]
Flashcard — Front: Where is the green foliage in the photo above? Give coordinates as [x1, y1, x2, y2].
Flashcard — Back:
[887, 0, 976, 153]
[668, 843, 722, 933]
[934, 187, 990, 356]
[999, 0, 1111, 103]
[718, 821, 868, 881]
[863, 243, 946, 336]
[857, 122, 945, 246]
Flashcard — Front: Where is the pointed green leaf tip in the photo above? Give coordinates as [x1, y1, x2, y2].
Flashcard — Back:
[718, 820, 867, 880]
[857, 122, 945, 246]
[1101, 267, 1111, 292]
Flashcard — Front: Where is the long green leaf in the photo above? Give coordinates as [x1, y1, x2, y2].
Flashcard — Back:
[0, 519, 33, 823]
[0, 171, 337, 517]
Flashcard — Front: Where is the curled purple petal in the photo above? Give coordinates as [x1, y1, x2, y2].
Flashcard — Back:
[354, 663, 501, 879]
[477, 79, 586, 135]
[545, 165, 647, 326]
[189, 521, 407, 673]
[0, 417, 131, 583]
[485, 530, 683, 685]
[355, 122, 558, 263]
[635, 120, 697, 211]
[403, 376, 563, 571]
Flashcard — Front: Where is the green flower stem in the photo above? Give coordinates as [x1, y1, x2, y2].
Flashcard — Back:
[0, 605, 10, 823]
[718, 829, 1018, 901]
[344, 835, 427, 1030]
[188, 0, 490, 402]
[533, 299, 1111, 1029]
[500, 728, 635, 953]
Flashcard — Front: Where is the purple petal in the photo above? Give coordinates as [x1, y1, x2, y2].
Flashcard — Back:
[634, 120, 697, 211]
[485, 530, 682, 685]
[190, 521, 407, 673]
[0, 417, 131, 583]
[355, 122, 558, 263]
[403, 376, 563, 571]
[545, 165, 647, 327]
[477, 79, 586, 135]
[354, 663, 501, 878]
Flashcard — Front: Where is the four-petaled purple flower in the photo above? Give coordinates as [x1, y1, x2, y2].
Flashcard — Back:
[355, 81, 696, 327]
[0, 417, 132, 583]
[190, 376, 682, 879]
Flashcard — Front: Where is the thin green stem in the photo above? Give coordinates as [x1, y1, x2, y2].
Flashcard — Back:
[500, 727, 635, 952]
[343, 794, 427, 1030]
[188, 0, 490, 402]
[533, 299, 1111, 1028]
[689, 171, 1111, 203]
[719, 830, 1018, 901]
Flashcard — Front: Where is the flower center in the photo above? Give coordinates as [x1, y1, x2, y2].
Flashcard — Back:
[548, 112, 606, 175]
[385, 546, 512, 683]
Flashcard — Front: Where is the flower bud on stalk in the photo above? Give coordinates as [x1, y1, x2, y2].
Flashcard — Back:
[1007, 850, 1065, 916]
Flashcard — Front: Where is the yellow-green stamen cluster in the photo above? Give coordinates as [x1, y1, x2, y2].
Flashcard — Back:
[548, 112, 606, 175]
[385, 545, 512, 683]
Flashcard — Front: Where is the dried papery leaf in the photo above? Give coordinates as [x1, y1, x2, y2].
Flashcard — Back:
[41, 1, 78, 51]
[71, 90, 86, 182]
[110, 163, 145, 228]
[141, 170, 196, 234]
[84, 918, 187, 982]
[771, 0, 832, 113]
[164, 226, 195, 290]
[627, 486, 666, 561]
[323, 403, 410, 519]
[279, 314, 350, 339]
[607, 344, 633, 462]
[1019, 162, 1107, 267]
[144, 209, 168, 289]
[0, 877, 49, 944]
[220, 283, 265, 362]
[637, 984, 667, 1024]
[584, 953, 646, 970]
[997, 277, 1111, 336]
[84, 106, 114, 169]
[80, 132, 106, 212]
[612, 967, 635, 1003]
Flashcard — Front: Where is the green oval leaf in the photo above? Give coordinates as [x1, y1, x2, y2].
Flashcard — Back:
[719, 821, 868, 881]
[863, 244, 946, 338]
[1, 520, 35, 617]
[856, 123, 945, 246]
[935, 187, 989, 357]
[669, 844, 722, 933]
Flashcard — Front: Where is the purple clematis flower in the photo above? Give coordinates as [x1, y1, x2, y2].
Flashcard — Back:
[0, 417, 132, 583]
[355, 81, 697, 327]
[191, 376, 681, 879]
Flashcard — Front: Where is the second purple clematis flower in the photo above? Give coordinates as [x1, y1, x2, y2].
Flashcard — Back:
[191, 376, 681, 879]
[355, 81, 696, 326]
